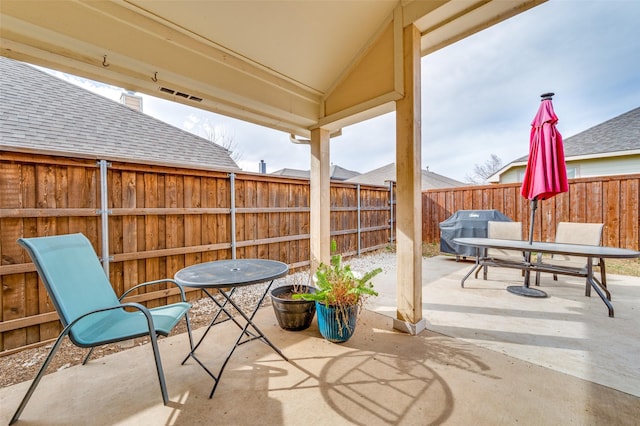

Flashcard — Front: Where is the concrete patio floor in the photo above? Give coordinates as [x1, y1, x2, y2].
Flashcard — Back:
[1, 256, 638, 425]
[371, 254, 640, 398]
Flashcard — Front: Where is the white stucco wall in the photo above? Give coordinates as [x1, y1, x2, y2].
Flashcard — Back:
[496, 154, 640, 183]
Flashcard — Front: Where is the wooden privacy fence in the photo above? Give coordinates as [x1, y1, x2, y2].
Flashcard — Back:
[4, 149, 636, 354]
[0, 151, 394, 353]
[422, 174, 640, 251]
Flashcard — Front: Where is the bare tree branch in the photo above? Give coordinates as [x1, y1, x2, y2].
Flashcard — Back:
[202, 126, 242, 163]
[464, 154, 503, 184]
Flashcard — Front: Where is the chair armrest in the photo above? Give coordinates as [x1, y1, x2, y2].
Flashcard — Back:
[67, 302, 155, 331]
[120, 279, 188, 302]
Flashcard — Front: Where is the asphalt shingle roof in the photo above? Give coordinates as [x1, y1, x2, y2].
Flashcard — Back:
[345, 163, 465, 189]
[514, 107, 640, 162]
[270, 165, 360, 181]
[0, 57, 240, 171]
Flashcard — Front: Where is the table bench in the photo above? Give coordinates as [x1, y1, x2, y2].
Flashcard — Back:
[454, 237, 640, 317]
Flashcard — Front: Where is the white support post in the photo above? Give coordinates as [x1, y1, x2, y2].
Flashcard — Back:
[394, 24, 425, 335]
[309, 128, 331, 271]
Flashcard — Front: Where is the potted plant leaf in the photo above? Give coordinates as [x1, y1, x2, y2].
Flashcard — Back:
[270, 273, 317, 331]
[294, 241, 382, 343]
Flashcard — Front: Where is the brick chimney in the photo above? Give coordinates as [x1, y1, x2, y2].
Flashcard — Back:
[120, 91, 143, 111]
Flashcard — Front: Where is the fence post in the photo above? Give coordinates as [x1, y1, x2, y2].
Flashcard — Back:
[357, 184, 361, 256]
[388, 180, 395, 244]
[229, 172, 236, 259]
[98, 159, 111, 276]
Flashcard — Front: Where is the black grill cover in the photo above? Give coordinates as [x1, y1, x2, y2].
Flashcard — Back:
[439, 210, 512, 256]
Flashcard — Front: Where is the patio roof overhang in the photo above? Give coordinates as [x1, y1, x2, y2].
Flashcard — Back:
[0, 0, 543, 138]
[0, 0, 546, 334]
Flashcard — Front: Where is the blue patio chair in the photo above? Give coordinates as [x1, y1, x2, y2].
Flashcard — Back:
[10, 233, 193, 425]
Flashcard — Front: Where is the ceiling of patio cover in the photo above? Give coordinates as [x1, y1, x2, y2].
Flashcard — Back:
[0, 0, 545, 137]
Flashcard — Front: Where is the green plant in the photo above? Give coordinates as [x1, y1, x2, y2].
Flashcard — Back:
[294, 241, 382, 335]
[277, 272, 314, 299]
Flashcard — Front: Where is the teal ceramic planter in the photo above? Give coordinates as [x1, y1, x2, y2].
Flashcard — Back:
[315, 302, 358, 343]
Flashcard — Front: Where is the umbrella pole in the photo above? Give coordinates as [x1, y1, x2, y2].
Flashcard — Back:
[507, 197, 548, 298]
[528, 198, 537, 245]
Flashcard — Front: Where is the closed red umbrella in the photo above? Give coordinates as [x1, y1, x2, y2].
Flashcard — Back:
[520, 93, 568, 203]
[509, 92, 568, 298]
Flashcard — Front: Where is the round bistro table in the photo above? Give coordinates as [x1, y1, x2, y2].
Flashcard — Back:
[175, 258, 289, 397]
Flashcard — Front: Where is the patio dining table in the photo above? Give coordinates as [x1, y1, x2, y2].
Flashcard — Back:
[174, 258, 289, 397]
[454, 237, 640, 317]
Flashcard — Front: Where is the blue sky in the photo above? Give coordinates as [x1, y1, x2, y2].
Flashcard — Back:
[45, 0, 640, 182]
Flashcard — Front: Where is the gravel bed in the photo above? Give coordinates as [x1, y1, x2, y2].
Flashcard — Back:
[274, 249, 396, 285]
[0, 250, 395, 388]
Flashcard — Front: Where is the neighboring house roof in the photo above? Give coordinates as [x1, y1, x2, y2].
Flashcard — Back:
[0, 57, 240, 171]
[345, 163, 465, 189]
[489, 107, 640, 182]
[270, 168, 311, 179]
[329, 165, 360, 181]
[271, 165, 360, 181]
[518, 107, 639, 161]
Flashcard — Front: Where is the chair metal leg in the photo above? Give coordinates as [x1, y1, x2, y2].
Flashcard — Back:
[461, 249, 482, 288]
[184, 312, 194, 351]
[10, 328, 72, 425]
[461, 263, 481, 288]
[585, 277, 591, 296]
[82, 347, 96, 365]
[135, 307, 171, 406]
[148, 331, 169, 405]
[140, 307, 195, 406]
[474, 264, 484, 279]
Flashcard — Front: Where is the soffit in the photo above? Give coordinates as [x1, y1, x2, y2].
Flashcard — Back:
[0, 0, 545, 137]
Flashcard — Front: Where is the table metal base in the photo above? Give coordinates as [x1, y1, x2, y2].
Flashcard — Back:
[506, 285, 548, 298]
[182, 281, 288, 398]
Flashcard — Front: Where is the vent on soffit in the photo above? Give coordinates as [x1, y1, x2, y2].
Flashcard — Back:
[159, 86, 203, 102]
